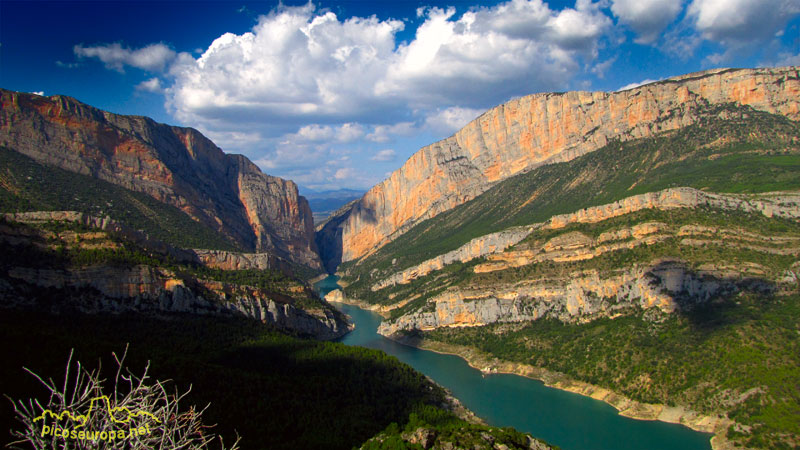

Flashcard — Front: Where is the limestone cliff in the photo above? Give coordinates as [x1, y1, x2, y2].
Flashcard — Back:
[0, 89, 320, 269]
[324, 67, 799, 265]
[377, 260, 776, 336]
[368, 188, 799, 335]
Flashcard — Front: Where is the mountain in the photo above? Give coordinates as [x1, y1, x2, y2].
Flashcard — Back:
[331, 70, 800, 450]
[318, 67, 799, 270]
[0, 89, 321, 270]
[302, 188, 365, 224]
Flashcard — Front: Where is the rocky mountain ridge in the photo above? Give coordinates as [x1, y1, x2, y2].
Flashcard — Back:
[0, 213, 349, 339]
[0, 89, 321, 270]
[321, 67, 800, 268]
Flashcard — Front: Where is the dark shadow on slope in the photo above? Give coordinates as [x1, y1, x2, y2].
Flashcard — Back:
[0, 310, 441, 450]
[647, 259, 778, 331]
[315, 202, 356, 274]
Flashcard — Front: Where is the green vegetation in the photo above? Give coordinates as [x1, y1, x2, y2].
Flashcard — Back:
[0, 310, 445, 450]
[513, 206, 800, 248]
[341, 103, 800, 283]
[425, 293, 800, 450]
[0, 146, 239, 251]
[360, 405, 549, 450]
[343, 206, 800, 308]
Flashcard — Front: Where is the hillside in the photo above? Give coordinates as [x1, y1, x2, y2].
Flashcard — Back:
[0, 213, 349, 338]
[334, 102, 800, 450]
[341, 103, 800, 284]
[0, 89, 321, 270]
[318, 67, 800, 269]
[0, 146, 239, 251]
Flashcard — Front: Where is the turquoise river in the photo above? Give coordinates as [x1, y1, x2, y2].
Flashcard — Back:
[315, 275, 712, 450]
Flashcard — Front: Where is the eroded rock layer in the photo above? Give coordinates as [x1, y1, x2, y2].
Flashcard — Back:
[370, 188, 800, 290]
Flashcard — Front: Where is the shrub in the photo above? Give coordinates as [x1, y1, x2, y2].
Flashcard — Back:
[7, 348, 239, 450]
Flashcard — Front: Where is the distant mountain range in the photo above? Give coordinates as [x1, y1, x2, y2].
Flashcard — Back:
[301, 188, 365, 224]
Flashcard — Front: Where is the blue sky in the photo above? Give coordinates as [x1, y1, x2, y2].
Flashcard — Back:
[2, 0, 799, 191]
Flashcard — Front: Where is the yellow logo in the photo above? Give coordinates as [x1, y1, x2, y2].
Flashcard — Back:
[34, 395, 160, 428]
[34, 395, 160, 442]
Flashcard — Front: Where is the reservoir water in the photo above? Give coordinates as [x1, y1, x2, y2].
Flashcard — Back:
[315, 275, 712, 450]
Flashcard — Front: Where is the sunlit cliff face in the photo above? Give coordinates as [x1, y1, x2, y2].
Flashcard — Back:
[332, 67, 800, 263]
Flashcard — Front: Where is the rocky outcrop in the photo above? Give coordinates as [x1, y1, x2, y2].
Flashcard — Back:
[1, 264, 349, 339]
[542, 188, 800, 228]
[371, 227, 532, 291]
[193, 249, 293, 273]
[377, 261, 774, 336]
[324, 67, 800, 263]
[370, 188, 800, 288]
[0, 89, 320, 269]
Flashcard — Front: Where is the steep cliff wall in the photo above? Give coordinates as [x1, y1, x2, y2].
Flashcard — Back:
[328, 67, 800, 263]
[0, 89, 320, 269]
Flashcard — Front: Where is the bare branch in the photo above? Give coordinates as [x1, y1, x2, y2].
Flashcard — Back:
[7, 350, 240, 450]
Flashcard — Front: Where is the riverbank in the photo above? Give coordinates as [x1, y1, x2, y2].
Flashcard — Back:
[391, 334, 738, 450]
[308, 272, 332, 286]
[319, 290, 486, 428]
[323, 289, 392, 318]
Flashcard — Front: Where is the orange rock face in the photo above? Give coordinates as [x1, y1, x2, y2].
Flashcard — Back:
[333, 67, 800, 263]
[0, 89, 321, 269]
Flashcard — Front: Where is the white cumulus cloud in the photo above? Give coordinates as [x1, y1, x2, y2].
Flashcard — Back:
[424, 107, 484, 135]
[167, 3, 405, 132]
[165, 1, 612, 141]
[617, 78, 661, 91]
[378, 0, 611, 109]
[610, 0, 683, 44]
[136, 77, 164, 93]
[687, 0, 800, 45]
[366, 122, 417, 143]
[74, 43, 177, 72]
[370, 149, 396, 161]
